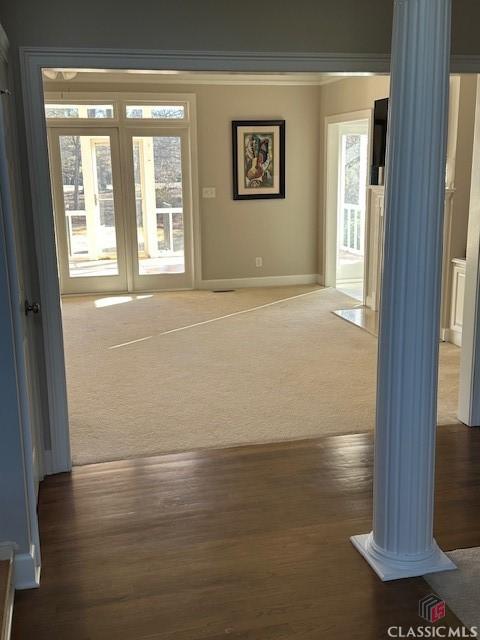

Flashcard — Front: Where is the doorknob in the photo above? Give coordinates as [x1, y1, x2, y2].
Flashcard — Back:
[25, 300, 41, 316]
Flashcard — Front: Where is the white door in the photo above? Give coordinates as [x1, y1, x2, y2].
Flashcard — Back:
[48, 128, 128, 294]
[124, 128, 194, 291]
[335, 120, 369, 302]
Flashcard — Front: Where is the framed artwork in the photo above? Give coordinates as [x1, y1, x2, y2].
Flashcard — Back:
[232, 120, 285, 200]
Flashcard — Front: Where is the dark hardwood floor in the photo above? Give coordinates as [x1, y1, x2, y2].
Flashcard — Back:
[12, 424, 480, 639]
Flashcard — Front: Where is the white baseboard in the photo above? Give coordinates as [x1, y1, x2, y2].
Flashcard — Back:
[14, 545, 40, 590]
[444, 327, 462, 347]
[199, 274, 320, 290]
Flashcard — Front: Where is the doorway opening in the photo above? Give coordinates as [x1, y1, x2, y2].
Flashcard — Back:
[325, 116, 370, 303]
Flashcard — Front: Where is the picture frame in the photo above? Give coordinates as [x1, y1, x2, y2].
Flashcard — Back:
[232, 120, 285, 200]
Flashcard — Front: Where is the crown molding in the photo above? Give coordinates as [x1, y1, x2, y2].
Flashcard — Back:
[21, 47, 392, 74]
[43, 71, 347, 87]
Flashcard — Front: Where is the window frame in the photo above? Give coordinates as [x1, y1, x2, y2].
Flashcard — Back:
[124, 102, 188, 122]
[44, 102, 117, 121]
[44, 92, 192, 128]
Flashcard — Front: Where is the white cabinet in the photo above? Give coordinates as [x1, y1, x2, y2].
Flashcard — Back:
[447, 258, 466, 346]
[365, 186, 457, 343]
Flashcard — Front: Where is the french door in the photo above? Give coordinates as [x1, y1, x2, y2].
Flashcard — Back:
[48, 128, 128, 293]
[48, 126, 194, 293]
[123, 128, 193, 292]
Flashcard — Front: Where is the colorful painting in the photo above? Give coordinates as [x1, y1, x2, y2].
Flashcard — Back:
[232, 120, 285, 200]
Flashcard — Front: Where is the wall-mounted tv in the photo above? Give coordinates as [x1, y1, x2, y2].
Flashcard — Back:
[371, 97, 389, 186]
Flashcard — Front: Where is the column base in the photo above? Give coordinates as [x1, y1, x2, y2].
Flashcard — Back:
[351, 533, 456, 581]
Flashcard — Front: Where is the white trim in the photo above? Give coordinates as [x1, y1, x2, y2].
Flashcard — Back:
[13, 544, 40, 590]
[23, 48, 392, 73]
[43, 91, 194, 126]
[0, 70, 42, 593]
[43, 71, 348, 87]
[21, 47, 480, 75]
[198, 274, 320, 290]
[21, 51, 72, 474]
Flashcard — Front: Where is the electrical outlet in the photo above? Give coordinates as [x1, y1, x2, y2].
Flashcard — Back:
[202, 187, 216, 199]
[255, 257, 263, 268]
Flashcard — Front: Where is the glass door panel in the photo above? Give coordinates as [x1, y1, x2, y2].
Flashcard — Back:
[128, 131, 192, 290]
[48, 127, 194, 294]
[133, 135, 185, 275]
[59, 135, 118, 277]
[49, 129, 127, 294]
[335, 121, 369, 303]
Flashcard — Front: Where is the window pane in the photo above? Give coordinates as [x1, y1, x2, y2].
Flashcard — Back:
[45, 104, 114, 119]
[132, 136, 185, 275]
[343, 134, 361, 206]
[59, 135, 119, 277]
[125, 105, 185, 120]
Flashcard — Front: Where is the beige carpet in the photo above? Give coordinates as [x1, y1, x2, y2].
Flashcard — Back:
[61, 286, 461, 465]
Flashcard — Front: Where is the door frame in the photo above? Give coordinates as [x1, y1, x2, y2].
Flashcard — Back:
[44, 91, 200, 295]
[19, 49, 390, 474]
[323, 109, 373, 302]
[18, 48, 480, 474]
[0, 31, 41, 588]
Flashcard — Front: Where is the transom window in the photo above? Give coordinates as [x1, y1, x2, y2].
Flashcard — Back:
[45, 104, 114, 119]
[125, 104, 186, 120]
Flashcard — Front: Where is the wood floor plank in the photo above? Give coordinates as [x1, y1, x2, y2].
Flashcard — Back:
[12, 424, 480, 639]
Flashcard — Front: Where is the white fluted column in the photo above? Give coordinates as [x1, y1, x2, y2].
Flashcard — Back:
[351, 0, 456, 581]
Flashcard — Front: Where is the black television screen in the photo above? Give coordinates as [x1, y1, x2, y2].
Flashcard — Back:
[371, 97, 389, 185]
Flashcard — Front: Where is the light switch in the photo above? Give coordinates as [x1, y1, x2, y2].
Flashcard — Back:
[202, 187, 216, 199]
